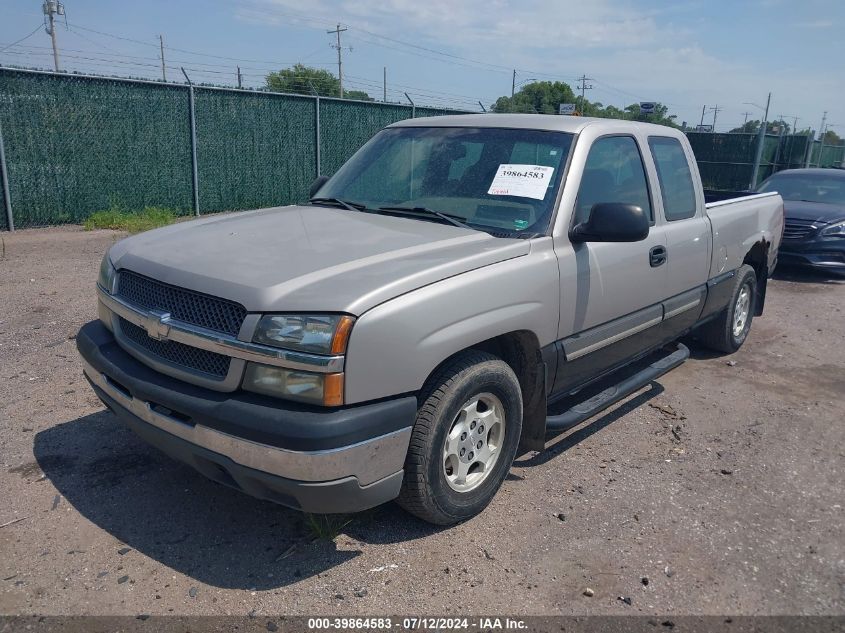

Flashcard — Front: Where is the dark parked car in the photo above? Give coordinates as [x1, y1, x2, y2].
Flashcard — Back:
[757, 168, 845, 273]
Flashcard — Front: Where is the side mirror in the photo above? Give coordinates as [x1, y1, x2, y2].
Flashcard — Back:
[309, 175, 330, 199]
[570, 203, 649, 243]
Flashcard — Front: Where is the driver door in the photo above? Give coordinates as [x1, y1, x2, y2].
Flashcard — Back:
[554, 134, 668, 394]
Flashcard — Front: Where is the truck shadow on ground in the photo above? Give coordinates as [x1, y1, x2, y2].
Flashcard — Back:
[514, 381, 665, 468]
[33, 411, 445, 590]
[35, 365, 673, 590]
[772, 265, 845, 285]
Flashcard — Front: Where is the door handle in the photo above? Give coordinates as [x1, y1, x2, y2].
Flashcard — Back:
[649, 245, 667, 267]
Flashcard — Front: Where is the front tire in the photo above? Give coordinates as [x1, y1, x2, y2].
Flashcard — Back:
[698, 264, 757, 353]
[396, 350, 523, 525]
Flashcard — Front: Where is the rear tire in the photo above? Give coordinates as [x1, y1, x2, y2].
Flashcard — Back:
[396, 350, 523, 525]
[697, 264, 757, 354]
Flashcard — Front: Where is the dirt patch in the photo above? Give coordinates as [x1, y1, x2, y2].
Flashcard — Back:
[0, 226, 842, 616]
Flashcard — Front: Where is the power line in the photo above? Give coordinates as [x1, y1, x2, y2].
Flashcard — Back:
[0, 24, 48, 53]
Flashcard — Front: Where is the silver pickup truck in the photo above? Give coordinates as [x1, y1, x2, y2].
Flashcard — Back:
[77, 115, 783, 524]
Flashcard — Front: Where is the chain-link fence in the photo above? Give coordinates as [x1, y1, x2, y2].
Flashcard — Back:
[807, 140, 845, 170]
[0, 68, 472, 230]
[687, 131, 844, 191]
[3, 67, 845, 229]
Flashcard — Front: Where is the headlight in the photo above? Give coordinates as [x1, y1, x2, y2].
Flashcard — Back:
[243, 364, 344, 406]
[253, 314, 354, 355]
[98, 254, 117, 293]
[821, 220, 845, 237]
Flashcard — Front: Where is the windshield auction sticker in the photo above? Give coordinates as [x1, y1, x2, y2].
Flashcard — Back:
[487, 164, 554, 200]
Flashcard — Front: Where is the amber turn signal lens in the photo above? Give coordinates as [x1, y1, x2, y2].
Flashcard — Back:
[330, 316, 355, 355]
[323, 373, 345, 407]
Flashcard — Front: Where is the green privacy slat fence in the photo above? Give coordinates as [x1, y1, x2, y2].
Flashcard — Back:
[687, 131, 845, 190]
[318, 99, 411, 176]
[808, 141, 845, 169]
[0, 68, 470, 229]
[3, 67, 843, 228]
[194, 88, 318, 212]
[0, 69, 195, 229]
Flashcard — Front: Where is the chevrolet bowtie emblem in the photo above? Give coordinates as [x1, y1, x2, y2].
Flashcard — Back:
[143, 310, 172, 341]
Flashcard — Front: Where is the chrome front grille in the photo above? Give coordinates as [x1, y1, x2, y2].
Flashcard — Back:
[783, 218, 819, 240]
[119, 317, 231, 379]
[116, 270, 247, 337]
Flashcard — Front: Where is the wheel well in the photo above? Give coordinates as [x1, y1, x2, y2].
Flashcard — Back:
[743, 240, 769, 316]
[422, 331, 548, 452]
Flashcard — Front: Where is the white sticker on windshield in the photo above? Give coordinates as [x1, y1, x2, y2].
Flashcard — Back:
[487, 164, 555, 200]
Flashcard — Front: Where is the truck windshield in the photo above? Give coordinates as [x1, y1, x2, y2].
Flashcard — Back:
[317, 127, 574, 236]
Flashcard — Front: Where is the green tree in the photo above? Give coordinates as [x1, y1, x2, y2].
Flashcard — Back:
[822, 128, 842, 144]
[265, 64, 371, 100]
[728, 119, 791, 134]
[492, 81, 577, 114]
[621, 102, 678, 128]
[345, 90, 374, 101]
[491, 81, 678, 127]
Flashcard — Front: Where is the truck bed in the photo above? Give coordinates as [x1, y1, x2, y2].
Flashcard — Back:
[704, 191, 784, 279]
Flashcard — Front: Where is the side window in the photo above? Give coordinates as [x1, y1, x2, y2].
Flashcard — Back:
[575, 136, 652, 225]
[648, 136, 697, 221]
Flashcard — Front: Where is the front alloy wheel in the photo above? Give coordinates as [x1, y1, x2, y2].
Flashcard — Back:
[397, 350, 523, 525]
[443, 393, 506, 493]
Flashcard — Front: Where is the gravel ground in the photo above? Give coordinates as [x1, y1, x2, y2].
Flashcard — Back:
[0, 225, 843, 617]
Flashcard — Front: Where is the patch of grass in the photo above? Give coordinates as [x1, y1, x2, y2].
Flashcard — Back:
[304, 513, 353, 541]
[84, 205, 177, 233]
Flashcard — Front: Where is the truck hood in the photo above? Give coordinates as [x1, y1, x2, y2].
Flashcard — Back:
[109, 205, 529, 315]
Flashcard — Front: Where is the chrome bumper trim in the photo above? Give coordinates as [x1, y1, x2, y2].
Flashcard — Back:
[98, 285, 344, 374]
[83, 359, 411, 486]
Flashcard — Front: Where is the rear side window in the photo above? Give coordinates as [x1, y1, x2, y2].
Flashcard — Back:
[648, 137, 697, 221]
[574, 136, 653, 225]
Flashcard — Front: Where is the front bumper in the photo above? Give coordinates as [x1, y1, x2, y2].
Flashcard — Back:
[77, 320, 416, 513]
[778, 238, 845, 271]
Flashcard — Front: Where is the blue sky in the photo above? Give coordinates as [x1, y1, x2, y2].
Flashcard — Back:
[1, 0, 843, 135]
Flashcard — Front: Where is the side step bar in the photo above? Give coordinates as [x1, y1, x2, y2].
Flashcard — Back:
[545, 343, 690, 431]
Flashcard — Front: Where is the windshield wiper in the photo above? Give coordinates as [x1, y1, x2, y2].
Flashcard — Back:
[309, 197, 368, 212]
[377, 206, 472, 229]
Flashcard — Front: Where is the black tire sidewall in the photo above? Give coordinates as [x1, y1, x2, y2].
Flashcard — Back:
[727, 268, 756, 349]
[424, 362, 522, 520]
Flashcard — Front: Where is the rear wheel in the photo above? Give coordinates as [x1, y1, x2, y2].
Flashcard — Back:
[397, 350, 522, 525]
[698, 264, 757, 353]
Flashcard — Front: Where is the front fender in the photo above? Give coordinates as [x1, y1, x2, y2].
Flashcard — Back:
[343, 239, 560, 404]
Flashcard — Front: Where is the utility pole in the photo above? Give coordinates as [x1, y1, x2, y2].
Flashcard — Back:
[711, 104, 722, 132]
[699, 105, 707, 128]
[803, 129, 815, 168]
[817, 112, 827, 142]
[237, 66, 242, 89]
[742, 111, 752, 126]
[817, 119, 829, 168]
[814, 112, 828, 166]
[42, 0, 64, 72]
[383, 66, 387, 102]
[511, 69, 516, 100]
[577, 74, 593, 116]
[159, 34, 166, 81]
[327, 23, 348, 98]
[749, 91, 772, 190]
